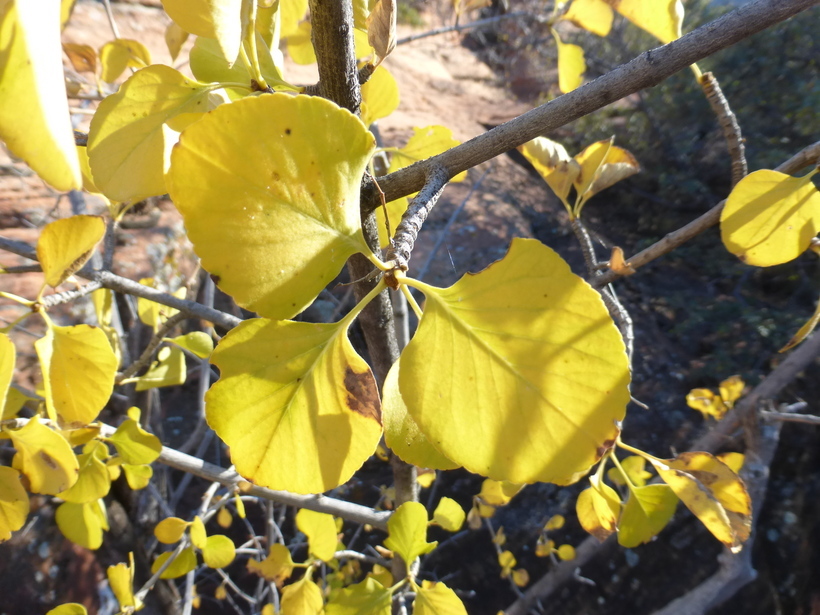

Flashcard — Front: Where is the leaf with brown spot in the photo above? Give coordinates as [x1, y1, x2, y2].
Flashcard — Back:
[366, 0, 396, 65]
[8, 416, 79, 495]
[36, 215, 105, 288]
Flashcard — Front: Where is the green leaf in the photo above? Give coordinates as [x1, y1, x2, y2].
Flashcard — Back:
[35, 323, 118, 427]
[281, 577, 324, 615]
[0, 466, 29, 542]
[8, 416, 78, 494]
[57, 441, 111, 504]
[617, 484, 678, 548]
[325, 577, 392, 615]
[165, 331, 214, 359]
[607, 456, 652, 487]
[151, 547, 198, 579]
[382, 360, 458, 471]
[168, 94, 376, 320]
[55, 499, 108, 550]
[400, 238, 630, 485]
[296, 508, 338, 562]
[720, 169, 820, 267]
[162, 0, 246, 65]
[432, 497, 466, 532]
[107, 417, 162, 465]
[206, 318, 382, 494]
[134, 346, 186, 391]
[0, 0, 81, 190]
[384, 501, 437, 564]
[413, 582, 468, 615]
[202, 534, 236, 568]
[88, 65, 226, 202]
[36, 215, 105, 287]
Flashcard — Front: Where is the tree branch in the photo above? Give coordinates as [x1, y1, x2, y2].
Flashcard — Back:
[362, 0, 819, 211]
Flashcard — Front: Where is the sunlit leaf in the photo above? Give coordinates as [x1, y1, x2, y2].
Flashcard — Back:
[325, 577, 392, 615]
[108, 554, 142, 613]
[152, 547, 198, 579]
[162, 0, 246, 65]
[718, 375, 745, 407]
[0, 333, 15, 416]
[650, 452, 751, 552]
[134, 346, 186, 391]
[296, 508, 338, 562]
[46, 604, 88, 615]
[576, 485, 618, 542]
[417, 468, 437, 488]
[573, 138, 612, 201]
[686, 387, 727, 420]
[564, 0, 613, 36]
[165, 331, 214, 359]
[168, 94, 375, 320]
[361, 65, 400, 128]
[477, 479, 523, 507]
[552, 29, 585, 94]
[280, 0, 308, 37]
[189, 33, 291, 90]
[286, 20, 316, 64]
[0, 1, 81, 190]
[99, 39, 151, 83]
[498, 550, 516, 576]
[165, 21, 189, 61]
[606, 0, 683, 43]
[617, 484, 678, 548]
[432, 497, 466, 532]
[720, 169, 820, 267]
[607, 455, 652, 487]
[202, 534, 236, 568]
[248, 543, 295, 586]
[518, 137, 581, 204]
[383, 360, 458, 470]
[367, 0, 396, 65]
[384, 501, 437, 565]
[717, 452, 744, 474]
[780, 298, 820, 352]
[574, 139, 639, 213]
[107, 415, 162, 465]
[217, 507, 232, 528]
[155, 516, 190, 544]
[206, 318, 382, 494]
[545, 514, 565, 531]
[512, 567, 530, 587]
[9, 416, 78, 494]
[55, 499, 108, 550]
[136, 280, 184, 331]
[387, 125, 467, 182]
[414, 581, 468, 615]
[0, 466, 29, 542]
[88, 65, 226, 203]
[122, 463, 152, 490]
[91, 289, 121, 362]
[281, 577, 324, 615]
[37, 215, 104, 289]
[401, 238, 629, 484]
[58, 441, 111, 503]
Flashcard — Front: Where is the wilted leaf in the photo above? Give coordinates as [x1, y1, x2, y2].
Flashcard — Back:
[519, 137, 581, 205]
[9, 417, 78, 494]
[384, 501, 437, 565]
[0, 1, 81, 190]
[400, 238, 629, 485]
[552, 29, 585, 93]
[367, 0, 396, 65]
[718, 375, 745, 407]
[99, 39, 151, 82]
[206, 318, 382, 494]
[617, 484, 678, 548]
[36, 215, 105, 288]
[0, 466, 29, 542]
[247, 543, 294, 586]
[63, 43, 96, 73]
[168, 94, 375, 320]
[720, 169, 820, 267]
[686, 388, 727, 420]
[576, 486, 617, 542]
[432, 497, 466, 532]
[296, 508, 338, 562]
[55, 499, 108, 550]
[608, 246, 635, 275]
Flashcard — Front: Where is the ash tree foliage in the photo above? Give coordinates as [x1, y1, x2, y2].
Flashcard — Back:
[0, 0, 817, 613]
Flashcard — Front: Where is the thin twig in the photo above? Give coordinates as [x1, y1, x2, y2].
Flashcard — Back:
[699, 72, 747, 186]
[116, 311, 187, 383]
[395, 11, 533, 46]
[760, 410, 820, 425]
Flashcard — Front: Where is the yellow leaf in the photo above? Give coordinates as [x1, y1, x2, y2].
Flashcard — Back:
[552, 29, 585, 94]
[387, 125, 467, 182]
[61, 0, 77, 28]
[234, 492, 246, 518]
[325, 577, 392, 615]
[717, 452, 744, 474]
[361, 65, 400, 128]
[122, 463, 153, 490]
[718, 375, 745, 407]
[55, 499, 108, 550]
[168, 94, 375, 320]
[605, 0, 683, 43]
[453, 0, 491, 17]
[383, 360, 458, 470]
[493, 526, 506, 546]
[206, 318, 382, 494]
[99, 39, 151, 83]
[414, 581, 468, 615]
[108, 553, 142, 612]
[46, 604, 88, 615]
[576, 486, 617, 542]
[0, 0, 81, 191]
[720, 169, 820, 267]
[512, 568, 530, 587]
[584, 145, 640, 200]
[63, 43, 97, 73]
[478, 479, 523, 507]
[107, 416, 162, 465]
[36, 215, 105, 288]
[155, 516, 190, 544]
[88, 65, 226, 203]
[286, 20, 316, 64]
[651, 452, 751, 552]
[607, 455, 652, 487]
[781, 297, 820, 352]
[189, 32, 291, 90]
[8, 416, 78, 494]
[686, 388, 727, 420]
[165, 332, 214, 359]
[544, 514, 565, 531]
[165, 21, 189, 61]
[617, 484, 677, 548]
[281, 577, 324, 615]
[0, 466, 29, 542]
[214, 584, 228, 600]
[1, 332, 15, 416]
[248, 543, 293, 587]
[217, 506, 232, 528]
[202, 534, 236, 568]
[151, 547, 198, 579]
[134, 346, 186, 391]
[296, 509, 338, 562]
[518, 137, 581, 204]
[248, 543, 295, 586]
[352, 0, 370, 31]
[401, 238, 629, 484]
[367, 0, 396, 65]
[563, 0, 613, 36]
[384, 501, 437, 565]
[162, 0, 246, 65]
[261, 605, 274, 615]
[556, 544, 576, 561]
[417, 469, 437, 488]
[432, 497, 466, 532]
[136, 280, 184, 330]
[58, 441, 111, 503]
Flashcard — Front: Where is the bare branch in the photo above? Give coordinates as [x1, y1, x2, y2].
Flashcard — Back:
[395, 11, 533, 46]
[760, 410, 820, 426]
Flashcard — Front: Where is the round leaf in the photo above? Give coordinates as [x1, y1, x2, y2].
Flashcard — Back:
[165, 331, 214, 359]
[46, 604, 88, 615]
[57, 442, 111, 503]
[400, 238, 630, 485]
[99, 39, 151, 83]
[151, 547, 198, 579]
[202, 534, 236, 568]
[617, 484, 678, 548]
[9, 417, 78, 495]
[0, 466, 29, 542]
[154, 516, 190, 544]
[55, 500, 108, 550]
[36, 215, 105, 287]
[432, 497, 466, 532]
[168, 94, 375, 320]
